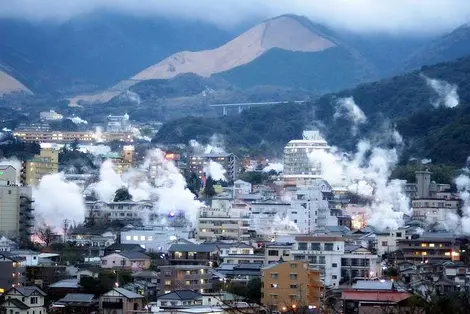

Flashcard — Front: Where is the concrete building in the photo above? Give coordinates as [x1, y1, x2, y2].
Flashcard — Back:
[397, 232, 463, 263]
[291, 236, 345, 288]
[233, 180, 252, 196]
[341, 245, 381, 281]
[24, 148, 59, 186]
[121, 226, 191, 252]
[40, 110, 63, 121]
[158, 265, 213, 294]
[412, 198, 460, 224]
[167, 243, 219, 267]
[375, 228, 408, 257]
[0, 286, 47, 314]
[85, 200, 154, 224]
[217, 242, 264, 264]
[0, 165, 34, 239]
[188, 153, 238, 181]
[265, 243, 294, 264]
[196, 201, 251, 241]
[13, 129, 133, 144]
[0, 252, 21, 292]
[261, 261, 322, 312]
[283, 130, 330, 184]
[106, 114, 130, 133]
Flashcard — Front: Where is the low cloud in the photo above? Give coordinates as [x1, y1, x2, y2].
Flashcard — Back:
[1, 0, 470, 34]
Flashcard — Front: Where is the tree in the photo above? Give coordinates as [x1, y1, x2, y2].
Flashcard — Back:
[203, 176, 217, 198]
[114, 187, 132, 202]
[36, 225, 57, 247]
[186, 172, 202, 196]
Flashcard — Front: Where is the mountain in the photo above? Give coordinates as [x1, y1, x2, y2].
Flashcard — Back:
[153, 54, 470, 164]
[73, 15, 376, 104]
[0, 67, 31, 95]
[402, 23, 470, 71]
[0, 13, 236, 94]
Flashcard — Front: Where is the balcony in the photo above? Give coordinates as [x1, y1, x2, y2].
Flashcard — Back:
[181, 274, 211, 280]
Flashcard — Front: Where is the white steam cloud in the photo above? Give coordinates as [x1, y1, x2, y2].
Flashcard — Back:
[2, 0, 470, 34]
[423, 75, 460, 108]
[79, 144, 112, 156]
[68, 116, 88, 124]
[91, 149, 203, 224]
[203, 160, 227, 181]
[447, 173, 470, 234]
[334, 97, 367, 136]
[308, 133, 410, 230]
[33, 173, 85, 229]
[189, 134, 226, 155]
[121, 90, 141, 105]
[263, 162, 284, 173]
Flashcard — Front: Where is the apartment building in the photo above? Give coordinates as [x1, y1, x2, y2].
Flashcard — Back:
[397, 232, 464, 263]
[0, 252, 21, 292]
[341, 245, 381, 281]
[217, 242, 264, 264]
[158, 265, 213, 294]
[85, 200, 154, 224]
[375, 228, 408, 257]
[188, 153, 238, 181]
[24, 148, 59, 186]
[265, 243, 293, 264]
[283, 130, 330, 184]
[196, 203, 250, 241]
[291, 236, 345, 287]
[0, 165, 34, 239]
[261, 261, 322, 312]
[167, 243, 219, 267]
[412, 198, 460, 224]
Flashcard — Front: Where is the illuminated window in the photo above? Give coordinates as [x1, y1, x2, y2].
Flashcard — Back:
[421, 243, 428, 247]
[421, 252, 427, 256]
[125, 236, 131, 241]
[429, 243, 435, 248]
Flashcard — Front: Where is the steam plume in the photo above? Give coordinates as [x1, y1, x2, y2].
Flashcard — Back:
[263, 162, 284, 173]
[334, 97, 367, 135]
[203, 160, 227, 181]
[423, 75, 459, 108]
[68, 116, 88, 124]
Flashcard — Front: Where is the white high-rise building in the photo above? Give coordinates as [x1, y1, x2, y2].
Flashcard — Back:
[283, 130, 330, 184]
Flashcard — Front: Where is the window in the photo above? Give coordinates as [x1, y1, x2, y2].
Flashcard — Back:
[290, 263, 297, 269]
[298, 243, 308, 250]
[270, 283, 278, 288]
[396, 232, 402, 237]
[332, 275, 337, 279]
[164, 280, 171, 285]
[30, 297, 38, 304]
[290, 273, 298, 280]
[381, 241, 388, 246]
[270, 273, 278, 279]
[324, 243, 334, 251]
[319, 256, 325, 264]
[332, 263, 338, 268]
[290, 284, 298, 289]
[311, 243, 320, 250]
[268, 250, 279, 256]
[160, 301, 168, 306]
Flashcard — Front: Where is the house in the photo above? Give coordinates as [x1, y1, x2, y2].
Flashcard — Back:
[0, 286, 47, 314]
[101, 251, 151, 270]
[50, 293, 98, 314]
[341, 245, 381, 281]
[264, 243, 293, 264]
[25, 265, 67, 289]
[216, 242, 264, 264]
[9, 250, 40, 266]
[99, 288, 144, 314]
[48, 279, 81, 301]
[156, 290, 203, 307]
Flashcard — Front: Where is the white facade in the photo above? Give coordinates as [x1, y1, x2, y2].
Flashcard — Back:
[85, 200, 155, 223]
[196, 199, 251, 241]
[10, 250, 40, 266]
[121, 227, 191, 252]
[233, 180, 252, 196]
[283, 130, 330, 181]
[341, 247, 381, 280]
[291, 236, 344, 288]
[40, 110, 63, 121]
[375, 228, 408, 257]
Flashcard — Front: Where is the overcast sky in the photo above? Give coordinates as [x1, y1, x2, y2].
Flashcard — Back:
[1, 0, 470, 34]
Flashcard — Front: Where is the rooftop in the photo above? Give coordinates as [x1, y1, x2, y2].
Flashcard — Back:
[109, 288, 144, 299]
[342, 291, 411, 303]
[158, 290, 202, 301]
[169, 243, 218, 253]
[352, 280, 394, 291]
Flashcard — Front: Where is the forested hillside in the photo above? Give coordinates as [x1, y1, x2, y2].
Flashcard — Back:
[154, 54, 470, 164]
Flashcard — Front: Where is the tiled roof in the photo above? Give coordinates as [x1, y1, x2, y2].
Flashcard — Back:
[15, 286, 47, 297]
[158, 290, 202, 301]
[112, 288, 144, 299]
[59, 293, 96, 303]
[342, 291, 411, 303]
[168, 243, 217, 253]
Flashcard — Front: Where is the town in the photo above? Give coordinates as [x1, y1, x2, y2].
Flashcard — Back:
[0, 113, 465, 314]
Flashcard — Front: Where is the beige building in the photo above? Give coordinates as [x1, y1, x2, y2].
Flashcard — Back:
[100, 288, 144, 314]
[25, 148, 59, 186]
[265, 243, 293, 264]
[101, 252, 151, 270]
[158, 265, 212, 294]
[261, 261, 322, 312]
[0, 165, 34, 239]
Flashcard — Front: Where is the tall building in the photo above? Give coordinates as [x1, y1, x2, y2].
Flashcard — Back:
[0, 165, 34, 240]
[188, 153, 238, 181]
[283, 130, 330, 184]
[24, 148, 59, 186]
[0, 252, 21, 292]
[261, 261, 322, 312]
[106, 114, 130, 133]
